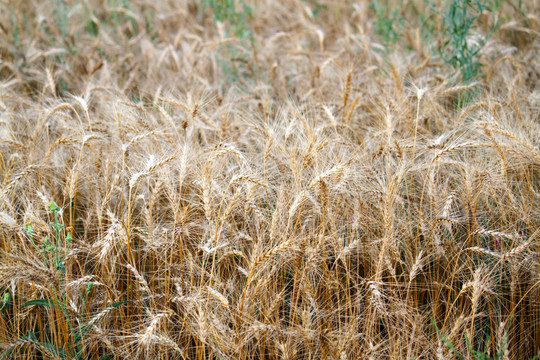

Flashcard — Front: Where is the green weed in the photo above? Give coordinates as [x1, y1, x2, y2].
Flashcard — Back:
[440, 0, 500, 82]
[371, 0, 403, 44]
[0, 203, 128, 360]
[431, 317, 512, 360]
[202, 0, 256, 83]
[203, 0, 254, 41]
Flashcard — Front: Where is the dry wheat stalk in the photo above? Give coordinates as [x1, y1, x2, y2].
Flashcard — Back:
[0, 2, 538, 358]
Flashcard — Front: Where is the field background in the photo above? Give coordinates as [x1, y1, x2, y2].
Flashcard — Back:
[0, 0, 539, 359]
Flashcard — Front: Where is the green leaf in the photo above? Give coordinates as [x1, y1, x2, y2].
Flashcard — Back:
[20, 299, 56, 309]
[2, 292, 10, 304]
[25, 223, 34, 234]
[430, 317, 465, 360]
[0, 292, 11, 312]
[110, 300, 129, 308]
[86, 18, 99, 37]
[49, 202, 60, 212]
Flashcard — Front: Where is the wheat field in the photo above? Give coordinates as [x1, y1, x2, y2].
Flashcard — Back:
[0, 0, 539, 359]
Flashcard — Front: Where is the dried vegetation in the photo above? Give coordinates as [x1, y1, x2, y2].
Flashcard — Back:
[0, 0, 539, 359]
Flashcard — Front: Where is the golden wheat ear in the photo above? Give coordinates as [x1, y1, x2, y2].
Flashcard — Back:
[0, 0, 538, 358]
